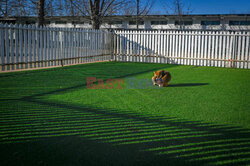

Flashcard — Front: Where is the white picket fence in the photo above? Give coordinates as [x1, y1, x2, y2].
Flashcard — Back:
[114, 30, 250, 69]
[0, 24, 113, 71]
[1, 24, 250, 72]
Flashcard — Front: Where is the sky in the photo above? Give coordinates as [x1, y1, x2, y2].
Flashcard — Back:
[151, 0, 250, 15]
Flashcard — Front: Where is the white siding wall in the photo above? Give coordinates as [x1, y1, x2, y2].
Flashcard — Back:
[43, 18, 250, 31]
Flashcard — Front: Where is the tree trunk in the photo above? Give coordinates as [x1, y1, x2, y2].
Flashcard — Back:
[91, 16, 101, 29]
[38, 0, 45, 27]
[89, 0, 101, 29]
[4, 0, 8, 17]
[136, 0, 139, 29]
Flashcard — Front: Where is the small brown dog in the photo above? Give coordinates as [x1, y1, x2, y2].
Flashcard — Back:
[152, 70, 171, 87]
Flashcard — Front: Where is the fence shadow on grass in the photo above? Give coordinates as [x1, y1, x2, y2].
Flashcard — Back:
[168, 83, 209, 87]
[1, 97, 250, 166]
[21, 63, 178, 99]
[1, 62, 249, 165]
[0, 62, 177, 100]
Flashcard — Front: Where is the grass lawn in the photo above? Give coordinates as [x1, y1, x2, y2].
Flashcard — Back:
[0, 61, 249, 166]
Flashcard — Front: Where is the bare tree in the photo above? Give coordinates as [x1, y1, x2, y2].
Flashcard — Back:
[37, 0, 45, 26]
[55, 0, 64, 16]
[45, 0, 55, 16]
[51, 0, 129, 29]
[0, 0, 15, 16]
[28, 0, 39, 15]
[87, 0, 130, 29]
[69, 0, 129, 29]
[165, 0, 193, 30]
[64, 0, 81, 16]
[174, 0, 184, 29]
[136, 0, 139, 29]
[123, 0, 155, 29]
[28, 0, 56, 25]
[122, 1, 135, 15]
[11, 0, 29, 16]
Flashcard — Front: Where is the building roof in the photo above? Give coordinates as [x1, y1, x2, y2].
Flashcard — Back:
[1, 14, 250, 22]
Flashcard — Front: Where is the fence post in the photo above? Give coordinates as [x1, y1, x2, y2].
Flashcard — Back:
[113, 31, 117, 61]
[231, 32, 237, 68]
[110, 31, 115, 61]
[0, 24, 4, 71]
[59, 29, 64, 67]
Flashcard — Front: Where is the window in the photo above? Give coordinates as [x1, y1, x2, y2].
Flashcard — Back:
[229, 21, 250, 26]
[25, 21, 36, 24]
[201, 21, 220, 25]
[110, 21, 123, 25]
[72, 21, 84, 25]
[129, 21, 144, 25]
[55, 21, 67, 24]
[151, 21, 168, 25]
[175, 21, 192, 25]
[0, 20, 16, 24]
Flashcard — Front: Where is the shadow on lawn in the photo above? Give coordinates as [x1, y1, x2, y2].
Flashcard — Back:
[0, 62, 176, 100]
[25, 62, 178, 99]
[1, 97, 250, 166]
[1, 62, 249, 165]
[168, 83, 209, 87]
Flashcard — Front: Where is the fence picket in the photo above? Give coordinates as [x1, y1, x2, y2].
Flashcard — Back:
[187, 31, 191, 65]
[214, 31, 218, 67]
[140, 31, 143, 62]
[246, 32, 250, 69]
[144, 31, 147, 62]
[135, 31, 138, 62]
[168, 31, 172, 64]
[79, 29, 82, 63]
[162, 31, 165, 63]
[228, 31, 233, 68]
[43, 27, 46, 67]
[76, 29, 79, 63]
[241, 32, 245, 69]
[218, 31, 223, 67]
[19, 24, 23, 68]
[47, 27, 50, 66]
[94, 30, 97, 62]
[197, 31, 201, 66]
[126, 30, 129, 61]
[27, 25, 31, 68]
[23, 25, 27, 69]
[147, 31, 151, 63]
[9, 25, 14, 70]
[193, 31, 197, 66]
[85, 29, 88, 63]
[141, 30, 144, 62]
[5, 24, 9, 70]
[0, 24, 4, 71]
[39, 27, 43, 67]
[172, 31, 175, 64]
[157, 31, 161, 63]
[207, 31, 211, 66]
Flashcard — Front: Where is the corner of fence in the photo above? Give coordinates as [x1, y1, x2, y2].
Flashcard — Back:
[108, 29, 117, 62]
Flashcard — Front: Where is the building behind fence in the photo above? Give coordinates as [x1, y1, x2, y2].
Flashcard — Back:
[1, 15, 250, 31]
[0, 23, 249, 72]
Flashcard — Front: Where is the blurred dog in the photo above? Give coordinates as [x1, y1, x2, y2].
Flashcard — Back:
[152, 70, 171, 87]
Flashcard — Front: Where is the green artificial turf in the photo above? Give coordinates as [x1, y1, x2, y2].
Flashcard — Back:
[0, 62, 249, 166]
